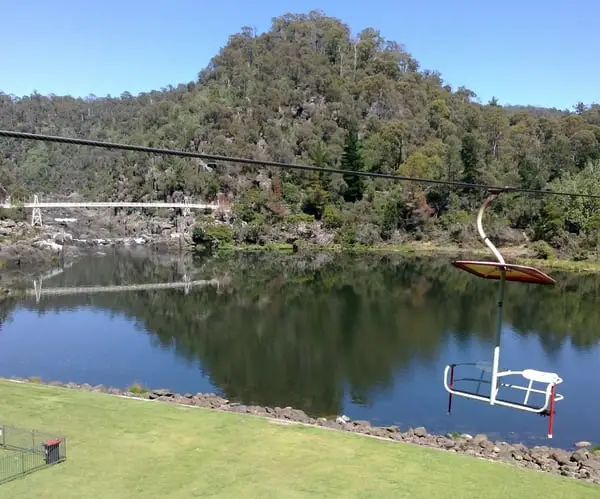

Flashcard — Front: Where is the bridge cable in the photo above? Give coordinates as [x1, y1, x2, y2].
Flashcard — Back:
[1, 129, 600, 200]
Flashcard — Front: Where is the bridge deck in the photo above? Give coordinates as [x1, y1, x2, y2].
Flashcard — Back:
[1, 202, 219, 209]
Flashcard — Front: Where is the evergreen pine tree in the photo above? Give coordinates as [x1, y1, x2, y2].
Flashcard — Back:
[460, 132, 481, 185]
[341, 129, 364, 203]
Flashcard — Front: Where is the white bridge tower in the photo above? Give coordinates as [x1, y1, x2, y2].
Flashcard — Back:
[31, 195, 43, 227]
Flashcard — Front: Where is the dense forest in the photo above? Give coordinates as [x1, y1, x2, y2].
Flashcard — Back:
[1, 11, 600, 258]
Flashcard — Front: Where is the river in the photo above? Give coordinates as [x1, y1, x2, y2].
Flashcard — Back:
[0, 248, 598, 449]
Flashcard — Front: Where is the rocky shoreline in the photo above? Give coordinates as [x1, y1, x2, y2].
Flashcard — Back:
[8, 376, 599, 486]
[0, 204, 195, 287]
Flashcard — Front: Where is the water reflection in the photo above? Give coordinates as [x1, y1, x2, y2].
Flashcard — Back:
[0, 250, 599, 447]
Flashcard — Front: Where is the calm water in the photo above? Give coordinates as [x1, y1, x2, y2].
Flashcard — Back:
[0, 249, 599, 449]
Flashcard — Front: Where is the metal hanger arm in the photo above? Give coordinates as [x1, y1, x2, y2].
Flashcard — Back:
[476, 192, 505, 265]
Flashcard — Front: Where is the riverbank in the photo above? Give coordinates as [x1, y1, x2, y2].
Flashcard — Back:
[3, 219, 600, 292]
[4, 376, 599, 488]
[0, 378, 597, 498]
[217, 240, 600, 274]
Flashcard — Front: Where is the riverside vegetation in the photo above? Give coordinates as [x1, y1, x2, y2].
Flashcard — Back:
[2, 11, 600, 267]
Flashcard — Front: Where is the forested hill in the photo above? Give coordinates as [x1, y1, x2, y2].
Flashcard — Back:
[1, 11, 600, 257]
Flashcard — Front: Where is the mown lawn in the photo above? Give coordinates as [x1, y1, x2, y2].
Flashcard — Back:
[0, 380, 597, 498]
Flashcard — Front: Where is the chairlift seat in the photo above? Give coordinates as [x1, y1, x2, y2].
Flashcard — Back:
[444, 362, 564, 437]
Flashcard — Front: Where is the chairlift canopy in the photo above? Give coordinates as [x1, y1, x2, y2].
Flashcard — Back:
[453, 260, 556, 286]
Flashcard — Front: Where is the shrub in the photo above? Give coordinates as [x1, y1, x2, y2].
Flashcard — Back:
[530, 240, 555, 260]
[128, 382, 148, 394]
[334, 220, 357, 248]
[355, 222, 381, 246]
[284, 213, 315, 224]
[192, 222, 234, 250]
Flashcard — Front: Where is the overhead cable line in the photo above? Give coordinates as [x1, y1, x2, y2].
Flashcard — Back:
[1, 129, 599, 200]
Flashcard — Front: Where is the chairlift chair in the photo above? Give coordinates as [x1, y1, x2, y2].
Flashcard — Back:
[443, 191, 564, 438]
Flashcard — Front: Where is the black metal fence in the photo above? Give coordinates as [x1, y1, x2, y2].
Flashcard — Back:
[0, 425, 66, 484]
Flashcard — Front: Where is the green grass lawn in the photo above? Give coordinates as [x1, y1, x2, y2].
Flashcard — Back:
[0, 380, 598, 498]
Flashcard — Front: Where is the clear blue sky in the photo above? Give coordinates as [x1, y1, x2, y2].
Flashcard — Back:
[2, 0, 598, 109]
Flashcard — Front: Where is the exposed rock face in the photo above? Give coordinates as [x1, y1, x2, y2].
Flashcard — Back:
[0, 221, 81, 271]
[9, 376, 600, 487]
[0, 202, 194, 274]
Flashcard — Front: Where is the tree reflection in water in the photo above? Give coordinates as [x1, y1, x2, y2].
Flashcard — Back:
[1, 250, 599, 418]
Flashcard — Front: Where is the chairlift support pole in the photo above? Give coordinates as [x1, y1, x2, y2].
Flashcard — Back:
[476, 191, 506, 405]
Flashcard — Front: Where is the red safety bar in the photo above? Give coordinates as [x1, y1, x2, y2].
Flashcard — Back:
[548, 384, 556, 438]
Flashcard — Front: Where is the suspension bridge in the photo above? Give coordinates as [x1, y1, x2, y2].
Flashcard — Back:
[0, 195, 223, 227]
